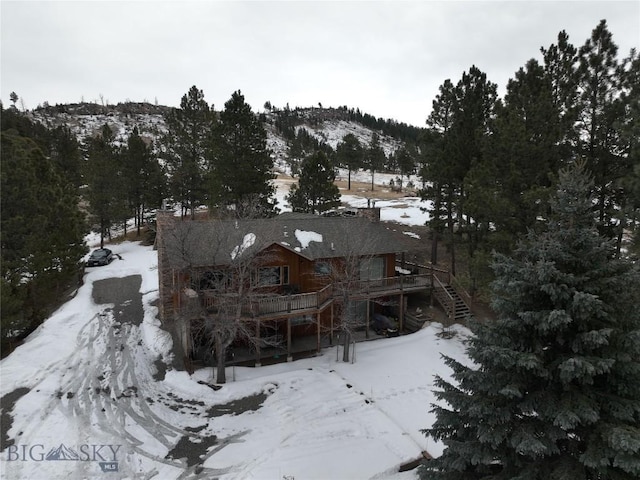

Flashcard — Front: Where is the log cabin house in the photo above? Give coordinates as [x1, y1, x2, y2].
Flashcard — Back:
[156, 209, 440, 368]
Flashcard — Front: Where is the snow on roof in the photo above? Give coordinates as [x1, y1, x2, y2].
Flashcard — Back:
[231, 232, 256, 260]
[294, 229, 323, 249]
[162, 213, 417, 269]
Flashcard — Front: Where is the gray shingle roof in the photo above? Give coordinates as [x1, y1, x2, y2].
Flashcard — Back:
[161, 212, 417, 269]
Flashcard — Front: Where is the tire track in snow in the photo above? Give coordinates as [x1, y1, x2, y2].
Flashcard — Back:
[6, 275, 246, 479]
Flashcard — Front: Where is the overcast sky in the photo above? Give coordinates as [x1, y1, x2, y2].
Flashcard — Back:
[1, 1, 638, 127]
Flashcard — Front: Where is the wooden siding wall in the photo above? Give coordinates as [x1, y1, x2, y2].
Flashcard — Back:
[299, 257, 332, 293]
[262, 244, 302, 290]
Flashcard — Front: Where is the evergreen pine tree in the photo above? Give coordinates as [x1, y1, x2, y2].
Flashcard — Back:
[421, 79, 458, 271]
[84, 124, 127, 247]
[336, 133, 363, 190]
[162, 85, 214, 219]
[49, 125, 83, 188]
[365, 132, 386, 191]
[212, 90, 275, 217]
[617, 49, 640, 255]
[486, 58, 561, 244]
[577, 20, 626, 239]
[287, 150, 340, 214]
[421, 163, 640, 479]
[453, 66, 498, 264]
[395, 144, 417, 184]
[540, 29, 580, 165]
[122, 126, 166, 235]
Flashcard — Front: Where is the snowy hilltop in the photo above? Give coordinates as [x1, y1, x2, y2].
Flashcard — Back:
[26, 102, 421, 167]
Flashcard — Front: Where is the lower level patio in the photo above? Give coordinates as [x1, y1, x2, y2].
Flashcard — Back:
[191, 327, 397, 369]
[191, 302, 433, 369]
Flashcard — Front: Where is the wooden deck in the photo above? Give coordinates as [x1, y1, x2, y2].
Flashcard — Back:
[186, 262, 472, 368]
[199, 273, 432, 320]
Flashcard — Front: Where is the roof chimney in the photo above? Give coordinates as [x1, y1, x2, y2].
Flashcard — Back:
[357, 207, 381, 223]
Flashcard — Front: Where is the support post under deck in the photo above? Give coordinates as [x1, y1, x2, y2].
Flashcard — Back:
[287, 317, 292, 362]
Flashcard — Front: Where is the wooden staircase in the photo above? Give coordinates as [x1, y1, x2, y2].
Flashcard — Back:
[432, 274, 472, 323]
[436, 284, 471, 322]
[395, 261, 473, 324]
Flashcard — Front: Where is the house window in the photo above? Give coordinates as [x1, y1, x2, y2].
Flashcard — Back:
[197, 270, 228, 290]
[314, 261, 331, 276]
[359, 257, 385, 281]
[258, 266, 290, 286]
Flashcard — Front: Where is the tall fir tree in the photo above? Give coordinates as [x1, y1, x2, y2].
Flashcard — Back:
[421, 163, 640, 479]
[287, 150, 340, 214]
[162, 85, 214, 219]
[212, 90, 275, 217]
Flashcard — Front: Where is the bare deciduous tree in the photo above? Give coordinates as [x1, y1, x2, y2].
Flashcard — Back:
[326, 225, 395, 362]
[167, 216, 278, 383]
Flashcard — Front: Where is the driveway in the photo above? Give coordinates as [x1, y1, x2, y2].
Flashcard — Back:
[2, 274, 245, 479]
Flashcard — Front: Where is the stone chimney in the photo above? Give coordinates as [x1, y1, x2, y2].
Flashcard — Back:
[156, 209, 177, 231]
[357, 206, 381, 223]
[155, 209, 176, 324]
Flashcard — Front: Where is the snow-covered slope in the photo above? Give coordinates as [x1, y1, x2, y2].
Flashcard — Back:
[27, 103, 411, 163]
[28, 103, 169, 146]
[296, 119, 403, 156]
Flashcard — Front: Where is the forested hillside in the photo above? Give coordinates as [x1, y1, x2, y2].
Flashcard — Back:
[23, 97, 421, 173]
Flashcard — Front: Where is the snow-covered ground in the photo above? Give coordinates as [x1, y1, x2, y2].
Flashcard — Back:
[274, 168, 432, 227]
[1, 182, 460, 480]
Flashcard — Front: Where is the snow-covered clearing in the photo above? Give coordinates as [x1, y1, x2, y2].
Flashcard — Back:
[1, 182, 464, 480]
[274, 168, 432, 227]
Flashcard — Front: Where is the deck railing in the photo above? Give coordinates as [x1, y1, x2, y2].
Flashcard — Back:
[355, 274, 432, 293]
[254, 290, 319, 315]
[197, 272, 431, 319]
[449, 273, 473, 307]
[431, 273, 456, 319]
[317, 284, 334, 306]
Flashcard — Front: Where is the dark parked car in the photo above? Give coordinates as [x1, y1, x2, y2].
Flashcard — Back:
[371, 313, 399, 337]
[87, 248, 113, 267]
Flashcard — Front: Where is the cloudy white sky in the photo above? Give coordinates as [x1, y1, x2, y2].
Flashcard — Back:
[1, 1, 638, 126]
